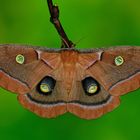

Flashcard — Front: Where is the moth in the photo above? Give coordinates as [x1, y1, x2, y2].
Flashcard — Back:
[0, 1, 140, 120]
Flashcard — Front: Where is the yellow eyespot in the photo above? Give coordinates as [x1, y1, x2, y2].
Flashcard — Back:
[40, 83, 50, 93]
[87, 84, 98, 94]
[16, 54, 25, 64]
[114, 56, 124, 66]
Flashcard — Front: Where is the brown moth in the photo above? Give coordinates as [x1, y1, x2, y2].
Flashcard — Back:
[1, 45, 140, 119]
[0, 1, 140, 120]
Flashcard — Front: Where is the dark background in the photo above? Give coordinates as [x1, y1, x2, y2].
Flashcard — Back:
[0, 0, 140, 140]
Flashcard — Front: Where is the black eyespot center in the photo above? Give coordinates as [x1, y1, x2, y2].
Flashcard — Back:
[36, 76, 56, 95]
[82, 77, 100, 96]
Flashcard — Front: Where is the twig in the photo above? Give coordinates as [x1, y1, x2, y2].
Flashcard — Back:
[47, 0, 75, 48]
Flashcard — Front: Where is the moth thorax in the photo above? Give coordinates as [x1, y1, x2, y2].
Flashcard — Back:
[61, 51, 78, 64]
[63, 64, 76, 93]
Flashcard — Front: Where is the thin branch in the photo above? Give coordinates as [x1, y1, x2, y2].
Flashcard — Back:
[47, 0, 75, 48]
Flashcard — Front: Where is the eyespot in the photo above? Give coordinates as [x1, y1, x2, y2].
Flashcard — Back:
[82, 77, 100, 96]
[16, 54, 25, 64]
[114, 56, 124, 66]
[88, 84, 98, 94]
[37, 76, 56, 95]
[40, 83, 50, 93]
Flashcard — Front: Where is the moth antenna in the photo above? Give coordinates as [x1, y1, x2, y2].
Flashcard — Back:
[74, 35, 88, 46]
[47, 0, 75, 48]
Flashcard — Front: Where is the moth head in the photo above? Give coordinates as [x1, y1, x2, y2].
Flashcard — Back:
[36, 76, 56, 95]
[82, 77, 100, 96]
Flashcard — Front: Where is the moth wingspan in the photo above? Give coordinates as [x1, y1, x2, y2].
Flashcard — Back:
[1, 46, 139, 119]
